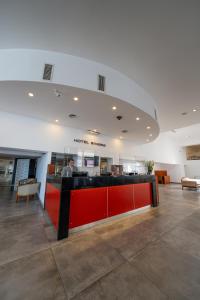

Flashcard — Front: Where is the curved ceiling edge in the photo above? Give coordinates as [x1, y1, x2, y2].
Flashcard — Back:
[0, 48, 159, 124]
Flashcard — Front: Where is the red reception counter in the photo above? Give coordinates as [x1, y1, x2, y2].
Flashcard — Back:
[45, 175, 159, 240]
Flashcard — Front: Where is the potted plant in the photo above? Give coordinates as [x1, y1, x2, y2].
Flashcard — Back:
[145, 160, 154, 175]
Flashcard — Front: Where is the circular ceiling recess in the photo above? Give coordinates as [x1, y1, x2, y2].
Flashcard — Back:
[0, 49, 159, 144]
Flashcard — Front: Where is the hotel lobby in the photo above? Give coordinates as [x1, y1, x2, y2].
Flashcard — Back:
[0, 1, 200, 299]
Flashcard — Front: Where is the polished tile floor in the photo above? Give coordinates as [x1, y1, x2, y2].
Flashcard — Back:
[0, 184, 200, 299]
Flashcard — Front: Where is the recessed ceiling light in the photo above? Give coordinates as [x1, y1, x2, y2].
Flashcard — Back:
[136, 117, 140, 121]
[146, 126, 151, 130]
[28, 92, 34, 97]
[181, 112, 188, 115]
[149, 133, 153, 137]
[55, 119, 59, 123]
[121, 129, 128, 133]
[146, 139, 150, 142]
[119, 136, 123, 139]
[112, 106, 117, 110]
[73, 97, 79, 101]
[193, 108, 197, 112]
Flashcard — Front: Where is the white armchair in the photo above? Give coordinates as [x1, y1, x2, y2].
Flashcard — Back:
[16, 182, 40, 202]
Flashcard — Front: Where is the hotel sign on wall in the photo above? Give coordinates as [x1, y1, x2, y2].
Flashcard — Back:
[74, 138, 106, 147]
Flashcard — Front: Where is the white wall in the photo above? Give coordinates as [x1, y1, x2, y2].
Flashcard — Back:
[0, 111, 186, 204]
[154, 163, 185, 183]
[0, 111, 135, 163]
[184, 160, 200, 179]
[133, 132, 185, 165]
[36, 152, 51, 204]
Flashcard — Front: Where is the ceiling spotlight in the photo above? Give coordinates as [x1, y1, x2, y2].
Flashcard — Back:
[28, 92, 34, 97]
[121, 129, 128, 133]
[112, 106, 117, 110]
[146, 139, 150, 142]
[146, 126, 151, 130]
[136, 117, 140, 121]
[55, 119, 59, 123]
[149, 133, 153, 137]
[54, 89, 62, 98]
[73, 97, 79, 101]
[119, 136, 123, 139]
[193, 108, 197, 112]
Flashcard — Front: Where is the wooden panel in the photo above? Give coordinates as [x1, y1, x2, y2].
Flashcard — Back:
[108, 184, 134, 217]
[154, 170, 167, 176]
[69, 187, 107, 228]
[134, 183, 152, 209]
[48, 164, 55, 175]
[45, 183, 60, 230]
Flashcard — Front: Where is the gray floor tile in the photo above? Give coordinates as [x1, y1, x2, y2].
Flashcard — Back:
[0, 217, 50, 265]
[73, 262, 167, 300]
[131, 239, 200, 299]
[0, 249, 66, 300]
[162, 225, 200, 260]
[52, 233, 125, 299]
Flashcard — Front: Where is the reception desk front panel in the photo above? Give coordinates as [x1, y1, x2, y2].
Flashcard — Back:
[69, 187, 107, 228]
[45, 175, 158, 240]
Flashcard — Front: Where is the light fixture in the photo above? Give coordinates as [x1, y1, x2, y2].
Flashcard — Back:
[146, 126, 151, 130]
[181, 112, 188, 115]
[73, 97, 79, 101]
[149, 133, 153, 137]
[54, 89, 62, 98]
[119, 136, 123, 139]
[112, 106, 117, 110]
[146, 139, 150, 142]
[136, 117, 140, 121]
[88, 129, 101, 135]
[28, 92, 34, 97]
[193, 108, 197, 112]
[55, 119, 59, 123]
[121, 129, 128, 133]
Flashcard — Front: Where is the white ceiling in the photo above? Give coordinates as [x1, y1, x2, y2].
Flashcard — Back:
[0, 147, 45, 158]
[0, 81, 159, 144]
[0, 0, 200, 131]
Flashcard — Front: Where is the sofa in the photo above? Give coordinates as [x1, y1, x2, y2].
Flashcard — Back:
[181, 177, 200, 190]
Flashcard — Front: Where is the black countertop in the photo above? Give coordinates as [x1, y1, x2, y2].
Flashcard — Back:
[47, 175, 156, 191]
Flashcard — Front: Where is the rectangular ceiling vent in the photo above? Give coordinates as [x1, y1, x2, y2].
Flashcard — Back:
[98, 74, 106, 92]
[43, 64, 53, 81]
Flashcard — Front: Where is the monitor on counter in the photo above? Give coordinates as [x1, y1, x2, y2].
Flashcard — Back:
[72, 172, 88, 177]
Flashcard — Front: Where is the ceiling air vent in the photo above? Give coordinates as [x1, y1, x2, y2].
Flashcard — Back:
[98, 74, 105, 92]
[43, 64, 53, 81]
[68, 114, 77, 119]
